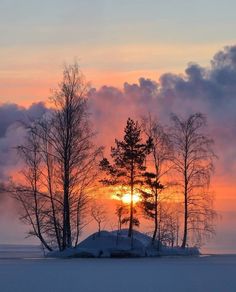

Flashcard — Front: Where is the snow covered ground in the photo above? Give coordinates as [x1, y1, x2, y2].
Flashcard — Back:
[47, 230, 199, 258]
[0, 248, 236, 292]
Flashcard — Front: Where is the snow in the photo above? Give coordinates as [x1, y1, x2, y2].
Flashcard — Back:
[47, 229, 199, 258]
[0, 252, 236, 292]
[48, 230, 147, 258]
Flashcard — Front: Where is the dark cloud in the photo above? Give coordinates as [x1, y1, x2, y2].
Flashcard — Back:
[0, 102, 48, 138]
[89, 45, 236, 180]
[0, 102, 48, 181]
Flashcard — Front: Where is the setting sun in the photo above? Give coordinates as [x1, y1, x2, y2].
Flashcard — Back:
[122, 193, 141, 204]
[112, 193, 141, 204]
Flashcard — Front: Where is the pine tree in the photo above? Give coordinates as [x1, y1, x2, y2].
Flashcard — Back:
[140, 172, 164, 244]
[100, 118, 151, 237]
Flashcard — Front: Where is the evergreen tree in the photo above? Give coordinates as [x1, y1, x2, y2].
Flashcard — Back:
[140, 172, 164, 244]
[100, 118, 151, 237]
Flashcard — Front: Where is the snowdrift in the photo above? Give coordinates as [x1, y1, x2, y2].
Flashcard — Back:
[47, 230, 200, 258]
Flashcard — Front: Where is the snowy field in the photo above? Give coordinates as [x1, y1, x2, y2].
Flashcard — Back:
[0, 246, 236, 292]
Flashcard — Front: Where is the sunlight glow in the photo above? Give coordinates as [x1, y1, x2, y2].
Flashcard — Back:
[112, 193, 141, 204]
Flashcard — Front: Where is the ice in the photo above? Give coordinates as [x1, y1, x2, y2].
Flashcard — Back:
[0, 244, 43, 259]
[0, 254, 236, 292]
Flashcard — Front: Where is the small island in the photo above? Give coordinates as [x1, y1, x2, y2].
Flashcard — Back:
[47, 230, 200, 258]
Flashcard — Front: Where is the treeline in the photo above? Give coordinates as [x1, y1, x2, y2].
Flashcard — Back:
[8, 63, 217, 251]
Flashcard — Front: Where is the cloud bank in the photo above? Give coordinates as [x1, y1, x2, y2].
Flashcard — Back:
[0, 102, 48, 181]
[0, 45, 235, 183]
[89, 45, 236, 182]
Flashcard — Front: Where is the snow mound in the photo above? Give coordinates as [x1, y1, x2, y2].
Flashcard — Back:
[110, 229, 153, 247]
[47, 230, 200, 258]
[47, 230, 150, 258]
[76, 230, 147, 257]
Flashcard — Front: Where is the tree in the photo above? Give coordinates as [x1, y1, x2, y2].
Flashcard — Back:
[140, 115, 172, 244]
[157, 201, 181, 247]
[140, 173, 163, 244]
[11, 63, 102, 251]
[100, 118, 151, 237]
[91, 201, 107, 235]
[115, 194, 129, 232]
[12, 130, 52, 251]
[170, 113, 217, 248]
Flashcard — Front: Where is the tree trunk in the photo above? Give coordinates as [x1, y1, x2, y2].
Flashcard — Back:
[157, 204, 162, 251]
[181, 155, 188, 248]
[181, 190, 188, 248]
[62, 102, 72, 250]
[62, 170, 72, 249]
[152, 189, 158, 244]
[181, 146, 188, 249]
[128, 177, 134, 237]
[128, 157, 134, 238]
[33, 178, 52, 252]
[46, 152, 61, 251]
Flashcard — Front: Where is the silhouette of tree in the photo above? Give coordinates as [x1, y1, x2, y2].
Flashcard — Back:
[140, 115, 172, 244]
[91, 200, 107, 235]
[11, 63, 103, 251]
[100, 118, 151, 237]
[170, 113, 217, 248]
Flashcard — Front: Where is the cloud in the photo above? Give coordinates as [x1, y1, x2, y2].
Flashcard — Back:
[0, 102, 48, 181]
[0, 102, 49, 217]
[89, 45, 236, 182]
[1, 46, 236, 183]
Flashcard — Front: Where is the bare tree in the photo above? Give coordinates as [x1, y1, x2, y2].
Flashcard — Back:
[115, 194, 129, 232]
[157, 201, 181, 247]
[140, 115, 172, 244]
[12, 129, 53, 251]
[170, 113, 217, 248]
[173, 201, 182, 247]
[11, 63, 103, 251]
[91, 201, 107, 235]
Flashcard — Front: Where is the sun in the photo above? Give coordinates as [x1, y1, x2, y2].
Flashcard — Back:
[112, 193, 141, 204]
[122, 193, 141, 204]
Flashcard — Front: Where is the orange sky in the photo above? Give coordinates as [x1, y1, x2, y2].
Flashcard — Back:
[0, 42, 228, 106]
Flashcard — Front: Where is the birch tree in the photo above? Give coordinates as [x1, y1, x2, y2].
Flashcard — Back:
[170, 113, 217, 248]
[12, 63, 102, 251]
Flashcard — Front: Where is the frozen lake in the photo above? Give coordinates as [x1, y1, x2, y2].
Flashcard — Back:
[0, 246, 236, 292]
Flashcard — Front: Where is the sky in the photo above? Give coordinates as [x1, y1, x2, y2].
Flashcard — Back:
[0, 0, 236, 104]
[0, 0, 236, 251]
